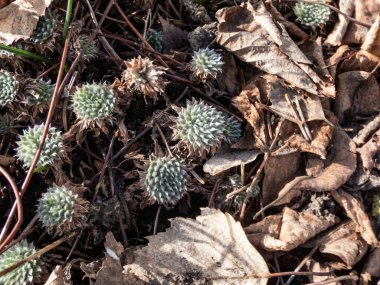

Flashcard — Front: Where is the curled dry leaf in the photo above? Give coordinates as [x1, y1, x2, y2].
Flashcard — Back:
[245, 207, 339, 251]
[232, 83, 266, 150]
[124, 208, 269, 285]
[159, 16, 188, 52]
[324, 0, 355, 46]
[331, 190, 379, 247]
[273, 129, 356, 206]
[0, 0, 53, 45]
[335, 71, 380, 123]
[319, 222, 368, 270]
[203, 149, 261, 176]
[361, 13, 380, 57]
[361, 248, 380, 282]
[357, 129, 380, 172]
[215, 2, 335, 97]
[354, 113, 380, 146]
[216, 53, 239, 93]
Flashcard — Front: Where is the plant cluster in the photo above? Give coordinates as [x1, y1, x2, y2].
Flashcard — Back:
[145, 157, 188, 204]
[0, 70, 19, 105]
[294, 1, 330, 26]
[173, 100, 242, 153]
[0, 240, 41, 285]
[189, 48, 223, 81]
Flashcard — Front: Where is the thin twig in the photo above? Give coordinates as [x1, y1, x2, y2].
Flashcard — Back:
[153, 205, 162, 235]
[0, 167, 23, 253]
[304, 275, 359, 285]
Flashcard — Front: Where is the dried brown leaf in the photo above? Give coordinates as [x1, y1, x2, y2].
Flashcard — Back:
[257, 75, 327, 123]
[0, 0, 53, 45]
[319, 222, 368, 269]
[203, 150, 261, 176]
[216, 53, 239, 93]
[308, 262, 341, 285]
[95, 232, 128, 285]
[232, 84, 266, 150]
[358, 129, 380, 172]
[343, 0, 380, 44]
[215, 2, 335, 97]
[326, 45, 350, 79]
[331, 190, 379, 247]
[361, 248, 380, 281]
[44, 266, 64, 285]
[274, 129, 356, 206]
[0, 155, 15, 166]
[324, 0, 355, 46]
[124, 208, 269, 285]
[361, 13, 380, 57]
[159, 16, 188, 52]
[340, 49, 380, 72]
[262, 152, 302, 205]
[245, 207, 339, 251]
[335, 71, 380, 123]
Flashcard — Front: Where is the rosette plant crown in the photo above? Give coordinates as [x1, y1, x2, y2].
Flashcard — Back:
[0, 240, 41, 285]
[16, 124, 63, 170]
[294, 1, 331, 26]
[145, 157, 188, 204]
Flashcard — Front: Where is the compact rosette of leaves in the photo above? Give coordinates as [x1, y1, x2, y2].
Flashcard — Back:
[147, 30, 164, 53]
[0, 240, 42, 285]
[24, 79, 54, 114]
[144, 157, 188, 204]
[72, 83, 116, 129]
[16, 123, 63, 171]
[294, 1, 331, 26]
[28, 14, 59, 52]
[172, 100, 242, 154]
[121, 56, 167, 98]
[37, 184, 89, 235]
[72, 35, 99, 61]
[189, 48, 223, 81]
[0, 70, 19, 105]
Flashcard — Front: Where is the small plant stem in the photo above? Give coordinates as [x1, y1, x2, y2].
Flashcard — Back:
[62, 0, 73, 44]
[0, 44, 53, 64]
[153, 205, 162, 235]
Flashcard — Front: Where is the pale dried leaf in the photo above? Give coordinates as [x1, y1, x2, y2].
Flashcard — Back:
[319, 222, 368, 269]
[361, 248, 380, 280]
[215, 2, 335, 97]
[124, 208, 269, 285]
[343, 0, 380, 44]
[44, 266, 64, 285]
[245, 207, 339, 251]
[335, 71, 380, 123]
[95, 232, 127, 285]
[262, 153, 302, 205]
[0, 0, 53, 45]
[232, 84, 266, 150]
[203, 150, 261, 176]
[358, 129, 380, 172]
[331, 190, 379, 247]
[324, 0, 355, 46]
[361, 13, 380, 57]
[257, 75, 327, 123]
[274, 129, 356, 206]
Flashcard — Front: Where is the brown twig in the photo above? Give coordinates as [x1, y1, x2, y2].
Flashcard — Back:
[0, 167, 23, 253]
[304, 275, 359, 285]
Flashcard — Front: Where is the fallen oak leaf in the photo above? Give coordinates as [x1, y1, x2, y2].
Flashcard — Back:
[0, 0, 53, 45]
[263, 128, 356, 208]
[124, 208, 269, 285]
[245, 207, 339, 251]
[215, 2, 335, 97]
[318, 222, 368, 270]
[331, 189, 379, 247]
